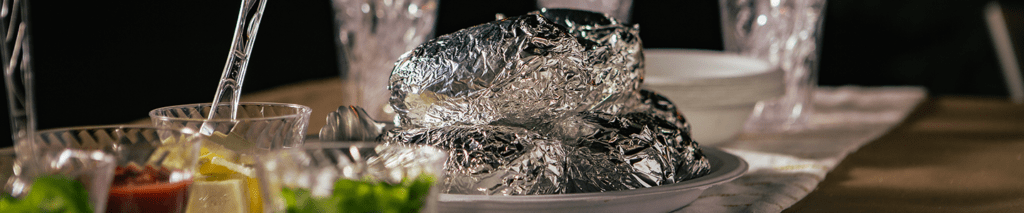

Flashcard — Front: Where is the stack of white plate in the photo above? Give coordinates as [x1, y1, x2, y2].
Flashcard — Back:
[642, 49, 784, 145]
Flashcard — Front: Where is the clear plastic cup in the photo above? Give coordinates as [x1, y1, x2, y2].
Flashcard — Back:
[258, 142, 447, 213]
[149, 102, 312, 150]
[12, 149, 116, 213]
[2, 147, 116, 213]
[11, 125, 202, 213]
[149, 102, 311, 213]
[719, 0, 828, 132]
[330, 0, 440, 120]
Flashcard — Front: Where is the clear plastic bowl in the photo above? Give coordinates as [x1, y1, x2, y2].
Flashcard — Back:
[258, 142, 447, 213]
[16, 125, 202, 213]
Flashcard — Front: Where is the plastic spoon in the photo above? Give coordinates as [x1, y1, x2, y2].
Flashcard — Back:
[1, 0, 37, 166]
[201, 0, 268, 135]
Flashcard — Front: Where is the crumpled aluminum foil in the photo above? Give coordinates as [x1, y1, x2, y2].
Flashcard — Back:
[389, 13, 587, 128]
[383, 125, 567, 195]
[390, 9, 644, 129]
[372, 10, 709, 195]
[381, 93, 709, 194]
[567, 110, 709, 191]
[531, 9, 645, 115]
[635, 89, 691, 133]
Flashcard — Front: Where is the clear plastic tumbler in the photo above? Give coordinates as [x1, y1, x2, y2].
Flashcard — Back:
[720, 0, 828, 132]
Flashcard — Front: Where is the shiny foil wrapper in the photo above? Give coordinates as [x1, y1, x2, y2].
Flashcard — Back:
[375, 10, 709, 195]
[531, 9, 645, 115]
[568, 110, 709, 191]
[382, 90, 709, 195]
[635, 89, 691, 133]
[390, 10, 643, 129]
[383, 125, 567, 195]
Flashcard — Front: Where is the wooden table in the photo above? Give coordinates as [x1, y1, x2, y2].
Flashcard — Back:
[786, 97, 1024, 212]
[165, 79, 1024, 212]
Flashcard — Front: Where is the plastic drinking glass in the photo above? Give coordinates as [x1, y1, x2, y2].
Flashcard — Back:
[331, 0, 440, 121]
[719, 0, 828, 132]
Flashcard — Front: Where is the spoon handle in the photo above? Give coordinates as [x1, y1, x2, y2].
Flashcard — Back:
[203, 0, 268, 134]
[1, 0, 36, 162]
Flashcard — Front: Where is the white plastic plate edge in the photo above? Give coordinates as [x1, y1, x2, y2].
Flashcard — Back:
[642, 48, 773, 84]
[438, 147, 749, 213]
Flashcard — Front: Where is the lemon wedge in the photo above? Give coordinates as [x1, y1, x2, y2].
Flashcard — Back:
[198, 155, 262, 213]
[246, 175, 263, 213]
[186, 177, 249, 213]
[204, 157, 255, 177]
[191, 131, 263, 213]
[148, 135, 189, 169]
[201, 140, 240, 161]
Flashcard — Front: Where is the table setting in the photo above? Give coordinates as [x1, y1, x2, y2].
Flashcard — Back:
[2, 0, 1020, 212]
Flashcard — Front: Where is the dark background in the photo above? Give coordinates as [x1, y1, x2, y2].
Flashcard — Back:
[1, 0, 1021, 147]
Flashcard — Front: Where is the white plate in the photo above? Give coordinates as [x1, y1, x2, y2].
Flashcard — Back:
[641, 49, 784, 145]
[437, 147, 748, 213]
[642, 48, 783, 107]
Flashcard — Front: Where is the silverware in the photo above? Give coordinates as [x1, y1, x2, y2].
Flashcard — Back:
[203, 0, 268, 135]
[319, 106, 394, 141]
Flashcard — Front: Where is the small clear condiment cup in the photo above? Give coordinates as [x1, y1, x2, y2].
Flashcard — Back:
[10, 125, 201, 213]
[258, 142, 447, 213]
[150, 102, 312, 213]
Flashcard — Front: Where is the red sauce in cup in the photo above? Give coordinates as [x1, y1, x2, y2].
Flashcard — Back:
[106, 165, 191, 213]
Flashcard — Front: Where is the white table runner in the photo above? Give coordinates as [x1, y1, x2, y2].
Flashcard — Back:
[675, 86, 927, 213]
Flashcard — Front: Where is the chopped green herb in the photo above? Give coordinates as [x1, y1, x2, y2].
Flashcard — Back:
[0, 175, 92, 213]
[282, 174, 435, 213]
